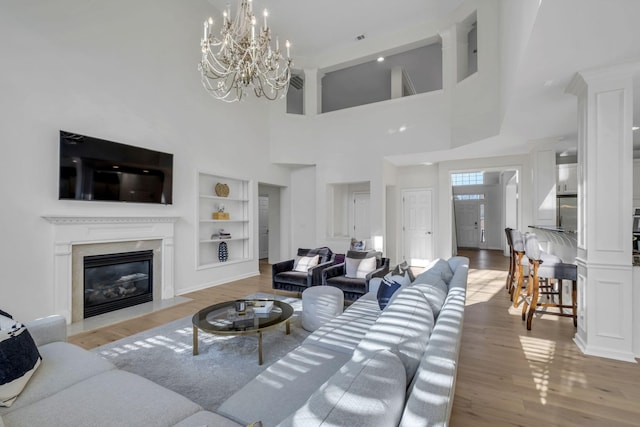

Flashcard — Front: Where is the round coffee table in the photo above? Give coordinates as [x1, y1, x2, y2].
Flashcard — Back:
[192, 299, 294, 365]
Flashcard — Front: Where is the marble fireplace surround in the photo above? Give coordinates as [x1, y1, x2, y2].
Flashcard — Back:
[43, 216, 179, 324]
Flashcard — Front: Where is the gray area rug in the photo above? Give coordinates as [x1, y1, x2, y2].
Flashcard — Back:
[92, 293, 308, 411]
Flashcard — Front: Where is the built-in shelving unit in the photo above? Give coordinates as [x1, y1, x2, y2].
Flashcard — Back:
[197, 172, 252, 269]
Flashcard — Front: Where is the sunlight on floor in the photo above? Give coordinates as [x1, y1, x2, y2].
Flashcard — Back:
[96, 327, 238, 358]
[519, 335, 555, 405]
[464, 268, 506, 305]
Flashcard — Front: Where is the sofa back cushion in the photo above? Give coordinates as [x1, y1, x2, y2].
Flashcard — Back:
[298, 247, 333, 264]
[414, 258, 454, 286]
[354, 287, 435, 385]
[276, 349, 406, 427]
[412, 275, 448, 319]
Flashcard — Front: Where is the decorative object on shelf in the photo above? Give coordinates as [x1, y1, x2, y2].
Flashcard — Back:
[215, 182, 229, 197]
[212, 204, 230, 220]
[218, 241, 229, 262]
[198, 0, 293, 102]
[211, 229, 232, 240]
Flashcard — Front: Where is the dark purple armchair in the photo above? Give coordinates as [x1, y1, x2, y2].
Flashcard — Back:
[272, 247, 336, 294]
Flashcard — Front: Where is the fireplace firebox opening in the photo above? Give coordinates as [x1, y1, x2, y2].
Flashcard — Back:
[83, 250, 153, 318]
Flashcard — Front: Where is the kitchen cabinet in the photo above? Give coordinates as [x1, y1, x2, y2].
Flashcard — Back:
[557, 163, 577, 195]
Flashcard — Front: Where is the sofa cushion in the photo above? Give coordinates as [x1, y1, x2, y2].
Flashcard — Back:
[414, 258, 454, 286]
[399, 355, 457, 427]
[303, 298, 380, 354]
[355, 287, 435, 385]
[218, 344, 352, 427]
[412, 278, 448, 318]
[2, 370, 201, 427]
[345, 256, 377, 279]
[0, 341, 115, 415]
[0, 320, 41, 408]
[325, 275, 369, 294]
[277, 349, 406, 427]
[273, 271, 308, 286]
[293, 254, 319, 272]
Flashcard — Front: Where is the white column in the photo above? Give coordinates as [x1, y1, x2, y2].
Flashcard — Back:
[566, 64, 637, 362]
[438, 27, 455, 92]
[303, 68, 320, 116]
[53, 242, 73, 324]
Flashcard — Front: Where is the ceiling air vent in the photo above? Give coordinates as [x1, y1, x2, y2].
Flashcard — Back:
[356, 34, 365, 41]
[290, 75, 304, 90]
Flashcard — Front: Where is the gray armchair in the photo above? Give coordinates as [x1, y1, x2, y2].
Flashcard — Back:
[322, 251, 390, 301]
[272, 247, 336, 294]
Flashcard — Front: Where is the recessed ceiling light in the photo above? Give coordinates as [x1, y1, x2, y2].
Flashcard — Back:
[112, 165, 120, 169]
[377, 57, 384, 62]
[633, 126, 639, 131]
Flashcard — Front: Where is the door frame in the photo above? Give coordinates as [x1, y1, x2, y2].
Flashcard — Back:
[401, 187, 434, 266]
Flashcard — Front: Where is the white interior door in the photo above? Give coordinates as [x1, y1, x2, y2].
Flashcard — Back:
[455, 200, 480, 248]
[258, 196, 269, 259]
[402, 189, 433, 267]
[353, 192, 371, 241]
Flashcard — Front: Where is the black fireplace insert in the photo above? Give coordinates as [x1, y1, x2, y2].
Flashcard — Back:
[83, 250, 153, 318]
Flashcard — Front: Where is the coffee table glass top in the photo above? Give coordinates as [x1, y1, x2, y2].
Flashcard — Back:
[192, 299, 293, 335]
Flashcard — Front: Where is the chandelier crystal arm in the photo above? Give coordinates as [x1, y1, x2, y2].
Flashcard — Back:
[198, 0, 293, 102]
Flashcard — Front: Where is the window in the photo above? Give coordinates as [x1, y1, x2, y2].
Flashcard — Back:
[452, 194, 484, 200]
[451, 172, 484, 186]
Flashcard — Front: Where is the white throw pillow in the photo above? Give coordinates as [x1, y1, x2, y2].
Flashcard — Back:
[293, 255, 320, 272]
[345, 256, 377, 279]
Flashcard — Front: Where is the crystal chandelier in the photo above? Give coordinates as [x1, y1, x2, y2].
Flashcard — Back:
[198, 0, 292, 102]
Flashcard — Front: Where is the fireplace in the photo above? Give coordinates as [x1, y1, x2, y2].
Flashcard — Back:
[83, 250, 153, 318]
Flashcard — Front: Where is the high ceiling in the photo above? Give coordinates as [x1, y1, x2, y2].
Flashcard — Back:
[206, 0, 640, 162]
[206, 0, 464, 61]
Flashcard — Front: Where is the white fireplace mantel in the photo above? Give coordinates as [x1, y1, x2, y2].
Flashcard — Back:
[43, 215, 180, 324]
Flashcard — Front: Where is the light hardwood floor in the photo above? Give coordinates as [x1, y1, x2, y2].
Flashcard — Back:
[69, 251, 640, 426]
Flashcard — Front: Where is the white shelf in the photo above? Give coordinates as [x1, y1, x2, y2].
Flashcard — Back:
[199, 195, 249, 202]
[200, 219, 249, 223]
[197, 172, 252, 269]
[199, 237, 249, 243]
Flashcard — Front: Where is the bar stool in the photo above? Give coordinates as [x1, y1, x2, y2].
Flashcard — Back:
[521, 232, 577, 330]
[508, 229, 528, 307]
[505, 228, 515, 292]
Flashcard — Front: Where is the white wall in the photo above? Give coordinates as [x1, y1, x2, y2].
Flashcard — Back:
[0, 0, 291, 321]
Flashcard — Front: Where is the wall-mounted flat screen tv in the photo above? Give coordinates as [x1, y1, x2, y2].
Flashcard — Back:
[59, 131, 173, 204]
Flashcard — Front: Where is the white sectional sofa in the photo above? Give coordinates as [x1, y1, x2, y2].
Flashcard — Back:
[0, 256, 468, 427]
[0, 315, 243, 427]
[218, 256, 469, 427]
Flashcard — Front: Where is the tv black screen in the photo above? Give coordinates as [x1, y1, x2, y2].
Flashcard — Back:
[59, 131, 173, 204]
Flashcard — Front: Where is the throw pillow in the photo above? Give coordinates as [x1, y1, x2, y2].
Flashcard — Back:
[345, 256, 377, 279]
[293, 255, 320, 272]
[377, 276, 402, 310]
[0, 321, 42, 407]
[392, 261, 416, 282]
[377, 273, 412, 310]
